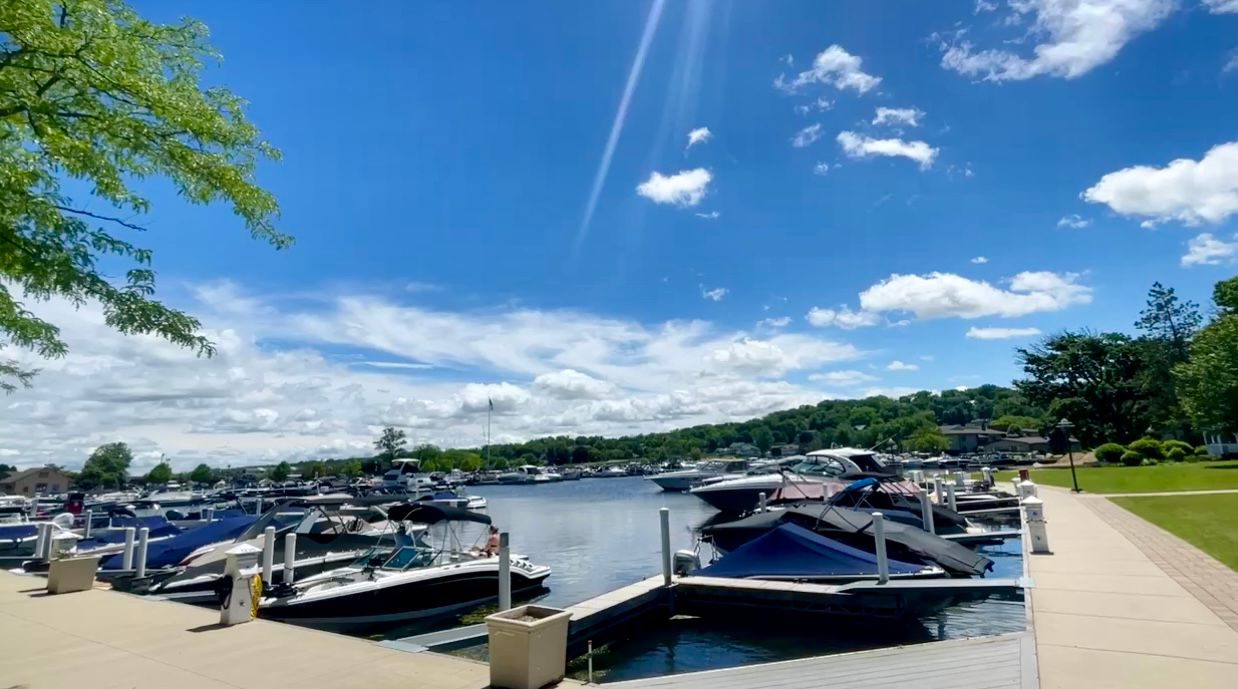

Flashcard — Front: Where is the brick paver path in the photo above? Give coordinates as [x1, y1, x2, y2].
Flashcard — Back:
[1084, 496, 1238, 632]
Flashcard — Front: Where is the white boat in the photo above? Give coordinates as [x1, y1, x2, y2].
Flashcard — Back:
[689, 449, 890, 513]
[381, 459, 435, 494]
[497, 465, 555, 484]
[647, 459, 749, 492]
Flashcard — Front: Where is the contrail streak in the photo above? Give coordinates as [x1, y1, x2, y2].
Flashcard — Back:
[572, 0, 667, 257]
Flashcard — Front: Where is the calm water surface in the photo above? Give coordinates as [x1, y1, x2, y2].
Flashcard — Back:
[375, 476, 1025, 682]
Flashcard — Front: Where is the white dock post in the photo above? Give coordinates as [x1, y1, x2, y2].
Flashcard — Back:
[919, 490, 936, 535]
[498, 532, 511, 611]
[220, 543, 262, 626]
[135, 527, 150, 579]
[981, 467, 993, 488]
[1010, 477, 1021, 497]
[954, 471, 966, 488]
[255, 496, 263, 515]
[933, 476, 943, 505]
[872, 512, 889, 585]
[83, 510, 93, 538]
[660, 507, 672, 586]
[282, 533, 297, 585]
[204, 507, 215, 523]
[945, 482, 958, 512]
[261, 526, 276, 585]
[1022, 496, 1050, 554]
[120, 527, 136, 571]
[1020, 480, 1038, 499]
[758, 492, 767, 513]
[34, 523, 49, 561]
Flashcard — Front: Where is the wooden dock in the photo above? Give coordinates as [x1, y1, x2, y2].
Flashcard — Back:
[607, 631, 1037, 689]
[0, 570, 566, 689]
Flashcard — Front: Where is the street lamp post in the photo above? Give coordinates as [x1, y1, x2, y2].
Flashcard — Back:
[1057, 418, 1080, 493]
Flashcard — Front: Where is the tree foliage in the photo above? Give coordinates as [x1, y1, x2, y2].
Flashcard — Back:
[0, 0, 288, 390]
[373, 427, 407, 461]
[188, 463, 213, 484]
[145, 460, 171, 484]
[270, 460, 290, 482]
[1135, 282, 1202, 358]
[905, 427, 948, 453]
[750, 426, 774, 455]
[1175, 276, 1238, 434]
[77, 441, 130, 489]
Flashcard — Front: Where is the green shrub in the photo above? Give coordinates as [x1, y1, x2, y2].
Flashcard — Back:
[1120, 450, 1145, 467]
[1195, 445, 1210, 456]
[1165, 447, 1187, 462]
[1161, 440, 1192, 456]
[1184, 453, 1202, 463]
[1093, 443, 1126, 464]
[1127, 437, 1163, 460]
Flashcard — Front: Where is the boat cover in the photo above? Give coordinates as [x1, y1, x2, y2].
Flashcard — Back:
[76, 516, 182, 549]
[99, 516, 256, 570]
[698, 523, 928, 579]
[386, 503, 491, 525]
[0, 523, 37, 549]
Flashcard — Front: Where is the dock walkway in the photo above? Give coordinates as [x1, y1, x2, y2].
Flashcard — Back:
[0, 571, 530, 689]
[1029, 488, 1238, 689]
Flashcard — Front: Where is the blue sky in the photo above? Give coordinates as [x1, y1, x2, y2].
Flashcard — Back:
[7, 1, 1238, 468]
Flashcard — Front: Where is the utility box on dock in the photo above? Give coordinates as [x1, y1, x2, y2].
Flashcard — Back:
[46, 556, 100, 594]
[486, 605, 572, 689]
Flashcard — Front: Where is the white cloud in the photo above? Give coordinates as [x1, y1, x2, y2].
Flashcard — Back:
[1057, 214, 1091, 229]
[695, 210, 720, 220]
[1082, 141, 1238, 226]
[701, 286, 729, 302]
[758, 316, 792, 328]
[1204, 0, 1238, 13]
[940, 0, 1175, 81]
[793, 98, 835, 116]
[686, 127, 712, 149]
[708, 337, 860, 378]
[872, 107, 924, 127]
[837, 131, 938, 169]
[636, 168, 712, 207]
[791, 123, 824, 148]
[357, 361, 434, 370]
[782, 53, 795, 66]
[966, 326, 1044, 340]
[970, 256, 989, 264]
[859, 271, 1092, 320]
[805, 306, 881, 329]
[813, 162, 833, 176]
[532, 369, 616, 400]
[919, 355, 935, 361]
[778, 44, 882, 94]
[1226, 50, 1238, 74]
[886, 360, 919, 372]
[808, 370, 878, 386]
[1181, 233, 1238, 267]
[975, 0, 998, 11]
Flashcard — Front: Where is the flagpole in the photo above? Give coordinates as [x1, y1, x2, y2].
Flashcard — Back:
[486, 398, 492, 468]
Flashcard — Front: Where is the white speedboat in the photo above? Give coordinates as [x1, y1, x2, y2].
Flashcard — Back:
[497, 465, 555, 484]
[647, 459, 749, 492]
[689, 449, 890, 513]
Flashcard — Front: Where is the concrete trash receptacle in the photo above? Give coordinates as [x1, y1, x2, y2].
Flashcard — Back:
[486, 605, 572, 689]
[46, 556, 101, 594]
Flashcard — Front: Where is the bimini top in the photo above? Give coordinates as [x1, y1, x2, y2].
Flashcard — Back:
[386, 503, 491, 526]
[698, 522, 930, 579]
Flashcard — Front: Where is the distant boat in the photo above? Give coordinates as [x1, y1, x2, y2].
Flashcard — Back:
[647, 460, 748, 492]
[497, 465, 555, 484]
[689, 449, 893, 513]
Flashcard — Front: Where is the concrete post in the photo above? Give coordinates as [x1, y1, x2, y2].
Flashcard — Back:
[660, 507, 672, 586]
[121, 527, 136, 571]
[758, 492, 767, 513]
[282, 533, 297, 585]
[933, 476, 943, 505]
[255, 496, 263, 516]
[1010, 477, 1021, 498]
[919, 490, 936, 535]
[872, 512, 889, 585]
[34, 523, 49, 561]
[135, 527, 149, 579]
[1020, 480, 1038, 499]
[954, 471, 966, 489]
[261, 526, 276, 585]
[1022, 496, 1050, 554]
[945, 482, 958, 512]
[497, 532, 511, 611]
[981, 467, 993, 488]
[204, 507, 215, 523]
[83, 510, 94, 539]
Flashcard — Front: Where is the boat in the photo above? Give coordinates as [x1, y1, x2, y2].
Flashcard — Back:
[597, 465, 629, 478]
[688, 449, 890, 513]
[646, 459, 748, 492]
[381, 459, 435, 495]
[260, 503, 551, 628]
[496, 465, 555, 484]
[695, 522, 946, 583]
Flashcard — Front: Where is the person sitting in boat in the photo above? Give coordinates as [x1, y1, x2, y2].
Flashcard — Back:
[471, 525, 501, 557]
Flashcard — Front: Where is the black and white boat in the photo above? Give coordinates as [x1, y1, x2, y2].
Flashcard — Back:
[689, 448, 892, 514]
[260, 503, 550, 628]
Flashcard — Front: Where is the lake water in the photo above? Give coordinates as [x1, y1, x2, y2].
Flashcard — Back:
[375, 476, 1026, 682]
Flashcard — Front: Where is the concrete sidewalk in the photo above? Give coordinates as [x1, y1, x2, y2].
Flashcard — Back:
[1029, 487, 1238, 689]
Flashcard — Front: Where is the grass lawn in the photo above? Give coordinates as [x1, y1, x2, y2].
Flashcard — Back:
[1111, 494, 1238, 571]
[992, 460, 1238, 494]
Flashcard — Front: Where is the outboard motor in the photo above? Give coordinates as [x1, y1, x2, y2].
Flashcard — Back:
[673, 549, 700, 576]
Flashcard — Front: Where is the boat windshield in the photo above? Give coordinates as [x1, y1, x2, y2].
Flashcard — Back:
[788, 457, 849, 477]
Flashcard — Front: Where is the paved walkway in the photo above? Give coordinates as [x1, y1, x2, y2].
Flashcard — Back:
[0, 571, 512, 689]
[1029, 488, 1238, 689]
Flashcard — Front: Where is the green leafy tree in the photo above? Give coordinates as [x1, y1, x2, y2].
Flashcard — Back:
[990, 415, 1044, 433]
[77, 441, 131, 490]
[0, 463, 14, 481]
[189, 463, 213, 485]
[1175, 276, 1238, 434]
[270, 461, 290, 482]
[1135, 282, 1202, 359]
[0, 0, 289, 391]
[905, 427, 948, 453]
[750, 426, 774, 455]
[374, 427, 407, 462]
[146, 460, 172, 484]
[339, 459, 362, 478]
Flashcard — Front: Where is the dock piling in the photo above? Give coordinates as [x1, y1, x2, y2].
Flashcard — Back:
[121, 527, 136, 571]
[204, 507, 214, 523]
[872, 511, 889, 585]
[498, 532, 511, 611]
[587, 640, 594, 684]
[945, 482, 958, 512]
[83, 510, 93, 539]
[34, 523, 49, 561]
[261, 526, 275, 585]
[758, 492, 767, 513]
[919, 490, 936, 535]
[1022, 496, 1050, 554]
[282, 533, 297, 585]
[932, 476, 943, 505]
[135, 527, 149, 579]
[659, 507, 671, 586]
[953, 471, 966, 488]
